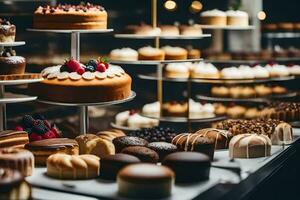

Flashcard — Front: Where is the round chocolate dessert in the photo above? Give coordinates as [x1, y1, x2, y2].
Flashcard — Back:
[0, 168, 31, 200]
[112, 136, 148, 153]
[128, 127, 177, 142]
[121, 146, 159, 163]
[100, 153, 141, 180]
[117, 164, 174, 198]
[0, 48, 26, 75]
[147, 142, 177, 161]
[162, 152, 211, 183]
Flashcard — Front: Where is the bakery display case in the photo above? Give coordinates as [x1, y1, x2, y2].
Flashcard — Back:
[1, 0, 300, 200]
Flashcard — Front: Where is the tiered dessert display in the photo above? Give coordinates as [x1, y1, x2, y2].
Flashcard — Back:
[27, 3, 136, 134]
[0, 18, 43, 131]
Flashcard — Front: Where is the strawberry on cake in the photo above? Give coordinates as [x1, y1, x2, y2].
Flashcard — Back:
[30, 58, 132, 103]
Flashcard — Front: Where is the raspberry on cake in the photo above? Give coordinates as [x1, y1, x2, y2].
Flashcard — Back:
[30, 58, 132, 103]
[33, 3, 107, 30]
[0, 18, 16, 42]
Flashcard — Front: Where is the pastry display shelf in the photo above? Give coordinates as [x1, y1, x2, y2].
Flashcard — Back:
[0, 41, 26, 47]
[138, 73, 295, 84]
[27, 28, 114, 34]
[28, 129, 300, 200]
[263, 32, 300, 39]
[114, 33, 211, 40]
[206, 58, 300, 64]
[110, 122, 140, 131]
[110, 58, 203, 66]
[139, 114, 227, 123]
[0, 93, 37, 104]
[0, 77, 43, 85]
[37, 91, 136, 134]
[197, 24, 255, 30]
[195, 92, 298, 103]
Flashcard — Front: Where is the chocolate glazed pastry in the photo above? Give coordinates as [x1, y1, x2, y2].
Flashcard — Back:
[112, 136, 148, 153]
[147, 142, 177, 161]
[100, 153, 141, 180]
[121, 146, 159, 163]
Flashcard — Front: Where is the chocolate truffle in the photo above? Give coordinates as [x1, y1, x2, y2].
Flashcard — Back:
[112, 136, 148, 153]
[117, 164, 174, 198]
[121, 146, 159, 163]
[147, 142, 177, 161]
[162, 152, 211, 183]
[100, 153, 141, 180]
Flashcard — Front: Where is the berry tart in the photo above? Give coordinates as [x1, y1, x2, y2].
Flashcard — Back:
[15, 115, 60, 142]
[0, 18, 16, 42]
[0, 48, 26, 75]
[33, 3, 107, 30]
[30, 58, 132, 103]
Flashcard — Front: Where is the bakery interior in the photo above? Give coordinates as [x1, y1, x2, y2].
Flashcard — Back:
[1, 0, 300, 199]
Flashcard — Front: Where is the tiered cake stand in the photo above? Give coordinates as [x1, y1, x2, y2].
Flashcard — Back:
[0, 41, 43, 131]
[27, 28, 136, 134]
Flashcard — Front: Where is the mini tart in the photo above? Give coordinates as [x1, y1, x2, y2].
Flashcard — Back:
[30, 65, 132, 103]
[138, 46, 165, 60]
[33, 3, 107, 30]
[161, 46, 188, 60]
[226, 10, 249, 26]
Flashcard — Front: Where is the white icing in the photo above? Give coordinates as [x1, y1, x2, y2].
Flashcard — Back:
[266, 64, 290, 76]
[226, 10, 249, 17]
[238, 65, 255, 79]
[57, 72, 69, 80]
[82, 72, 95, 80]
[192, 62, 219, 75]
[221, 67, 243, 79]
[127, 114, 159, 129]
[69, 72, 82, 80]
[165, 63, 189, 73]
[161, 46, 187, 54]
[252, 65, 270, 78]
[95, 71, 107, 79]
[201, 9, 226, 17]
[288, 65, 300, 75]
[110, 48, 138, 60]
[115, 111, 130, 126]
[142, 101, 161, 118]
[138, 46, 162, 55]
[1, 56, 24, 64]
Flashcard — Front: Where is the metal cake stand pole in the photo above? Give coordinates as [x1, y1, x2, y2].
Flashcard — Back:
[0, 85, 6, 131]
[71, 32, 89, 134]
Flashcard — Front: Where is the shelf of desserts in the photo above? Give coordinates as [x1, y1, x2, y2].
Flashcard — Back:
[262, 22, 300, 37]
[114, 24, 211, 39]
[198, 9, 254, 30]
[0, 41, 25, 47]
[212, 102, 300, 122]
[196, 84, 296, 103]
[263, 32, 300, 39]
[138, 62, 296, 84]
[27, 28, 114, 34]
[109, 46, 202, 65]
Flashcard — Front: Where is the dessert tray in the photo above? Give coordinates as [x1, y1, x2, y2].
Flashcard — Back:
[197, 24, 255, 30]
[0, 41, 26, 47]
[196, 92, 298, 103]
[263, 32, 300, 39]
[138, 73, 295, 84]
[206, 58, 300, 64]
[0, 76, 43, 85]
[114, 34, 211, 39]
[110, 58, 203, 66]
[27, 28, 114, 34]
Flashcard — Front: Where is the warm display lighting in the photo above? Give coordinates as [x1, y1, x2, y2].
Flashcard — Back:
[190, 1, 203, 13]
[257, 11, 266, 20]
[164, 0, 177, 11]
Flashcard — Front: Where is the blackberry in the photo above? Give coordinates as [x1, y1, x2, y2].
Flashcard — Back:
[22, 115, 35, 128]
[85, 65, 96, 72]
[33, 114, 46, 120]
[24, 128, 32, 134]
[87, 59, 98, 68]
[33, 120, 49, 135]
[60, 64, 69, 72]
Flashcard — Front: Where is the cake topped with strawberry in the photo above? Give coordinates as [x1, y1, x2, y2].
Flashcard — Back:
[29, 58, 132, 103]
[15, 115, 60, 141]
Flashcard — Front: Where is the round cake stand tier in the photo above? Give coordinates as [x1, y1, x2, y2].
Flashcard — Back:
[197, 25, 255, 30]
[0, 41, 26, 47]
[114, 34, 211, 39]
[206, 58, 300, 64]
[138, 74, 295, 84]
[27, 29, 113, 34]
[0, 77, 43, 85]
[110, 122, 139, 131]
[140, 114, 227, 123]
[37, 91, 136, 134]
[0, 93, 37, 104]
[110, 58, 203, 66]
[196, 92, 297, 103]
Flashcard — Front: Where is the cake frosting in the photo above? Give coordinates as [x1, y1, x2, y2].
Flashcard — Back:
[110, 48, 138, 61]
[142, 101, 161, 118]
[221, 67, 242, 79]
[165, 63, 190, 73]
[226, 10, 248, 17]
[266, 64, 290, 77]
[238, 65, 255, 79]
[201, 9, 226, 17]
[191, 62, 220, 78]
[252, 65, 270, 78]
[288, 65, 300, 75]
[138, 46, 163, 56]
